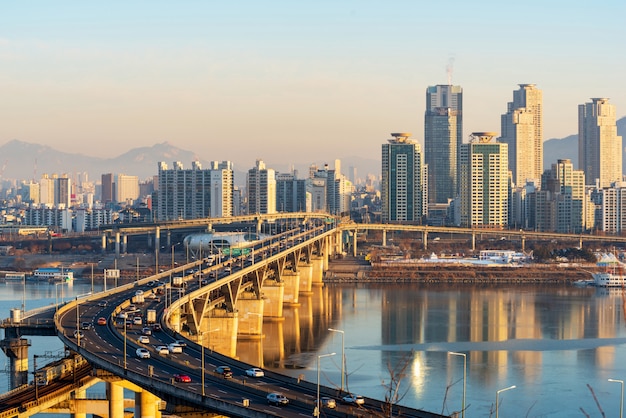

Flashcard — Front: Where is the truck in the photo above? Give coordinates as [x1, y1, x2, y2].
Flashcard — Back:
[132, 290, 145, 304]
[172, 276, 184, 287]
[146, 309, 157, 324]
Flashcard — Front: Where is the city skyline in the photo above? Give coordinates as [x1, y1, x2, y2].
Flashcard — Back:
[1, 1, 625, 167]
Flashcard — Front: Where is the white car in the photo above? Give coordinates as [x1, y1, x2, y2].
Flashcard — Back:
[136, 348, 150, 359]
[342, 394, 365, 405]
[266, 392, 289, 406]
[155, 345, 169, 355]
[245, 367, 264, 377]
[138, 335, 149, 344]
[168, 343, 183, 354]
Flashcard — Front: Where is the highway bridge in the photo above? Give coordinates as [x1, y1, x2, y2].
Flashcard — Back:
[2, 215, 448, 418]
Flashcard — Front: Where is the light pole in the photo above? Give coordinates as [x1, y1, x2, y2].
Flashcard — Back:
[201, 332, 206, 396]
[448, 351, 467, 418]
[123, 316, 127, 369]
[315, 352, 336, 417]
[328, 328, 345, 392]
[495, 385, 516, 418]
[609, 378, 624, 418]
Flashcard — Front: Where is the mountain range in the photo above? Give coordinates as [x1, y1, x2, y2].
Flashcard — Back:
[1, 116, 624, 185]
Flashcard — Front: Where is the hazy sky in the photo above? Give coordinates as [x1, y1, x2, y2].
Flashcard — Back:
[1, 1, 624, 168]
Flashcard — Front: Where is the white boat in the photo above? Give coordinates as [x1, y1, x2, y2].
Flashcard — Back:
[592, 253, 626, 287]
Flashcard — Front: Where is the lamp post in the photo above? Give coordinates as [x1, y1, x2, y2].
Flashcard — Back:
[448, 351, 467, 418]
[609, 378, 624, 418]
[314, 352, 336, 417]
[123, 315, 127, 369]
[328, 328, 345, 392]
[201, 332, 205, 396]
[495, 385, 516, 418]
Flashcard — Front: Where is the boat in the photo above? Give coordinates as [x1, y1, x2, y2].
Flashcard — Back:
[592, 253, 626, 287]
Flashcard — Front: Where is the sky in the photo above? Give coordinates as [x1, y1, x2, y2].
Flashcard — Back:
[1, 1, 625, 170]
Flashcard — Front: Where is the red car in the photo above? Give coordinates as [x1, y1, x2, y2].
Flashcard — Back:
[173, 374, 191, 383]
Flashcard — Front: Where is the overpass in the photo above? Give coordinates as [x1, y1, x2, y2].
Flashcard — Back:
[4, 216, 447, 418]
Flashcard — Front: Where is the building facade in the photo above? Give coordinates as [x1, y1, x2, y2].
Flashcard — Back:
[499, 84, 543, 187]
[247, 160, 276, 214]
[424, 84, 462, 204]
[578, 98, 622, 188]
[381, 133, 427, 223]
[276, 172, 306, 212]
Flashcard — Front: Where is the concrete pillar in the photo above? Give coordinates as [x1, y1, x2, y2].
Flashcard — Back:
[115, 232, 121, 259]
[169, 304, 181, 333]
[262, 283, 285, 320]
[154, 227, 161, 273]
[72, 387, 87, 418]
[206, 311, 238, 358]
[107, 382, 124, 418]
[353, 229, 357, 257]
[136, 390, 158, 418]
[522, 236, 526, 252]
[101, 234, 107, 252]
[0, 338, 30, 389]
[236, 298, 264, 339]
[282, 270, 300, 307]
[322, 237, 329, 270]
[166, 231, 171, 248]
[423, 231, 428, 250]
[310, 256, 324, 286]
[471, 233, 476, 251]
[298, 262, 313, 295]
[122, 234, 128, 255]
[256, 218, 262, 234]
[382, 229, 387, 247]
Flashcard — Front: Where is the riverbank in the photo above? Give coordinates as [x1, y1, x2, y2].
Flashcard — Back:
[324, 256, 598, 284]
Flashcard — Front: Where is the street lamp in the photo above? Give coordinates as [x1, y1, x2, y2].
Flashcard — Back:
[123, 317, 127, 369]
[495, 385, 516, 418]
[314, 352, 336, 417]
[201, 332, 206, 396]
[448, 352, 467, 418]
[609, 378, 624, 418]
[328, 328, 345, 392]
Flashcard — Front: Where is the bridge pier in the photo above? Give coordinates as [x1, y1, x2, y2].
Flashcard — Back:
[382, 229, 387, 246]
[471, 232, 476, 251]
[262, 282, 285, 321]
[115, 232, 121, 259]
[102, 234, 107, 253]
[135, 390, 160, 418]
[236, 298, 264, 340]
[72, 387, 87, 418]
[282, 270, 300, 307]
[352, 228, 357, 257]
[310, 256, 324, 287]
[298, 262, 313, 295]
[107, 382, 125, 418]
[122, 234, 127, 255]
[0, 337, 30, 389]
[423, 231, 428, 250]
[203, 310, 238, 358]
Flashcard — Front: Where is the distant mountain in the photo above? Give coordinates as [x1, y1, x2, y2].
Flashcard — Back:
[543, 116, 626, 172]
[0, 140, 213, 182]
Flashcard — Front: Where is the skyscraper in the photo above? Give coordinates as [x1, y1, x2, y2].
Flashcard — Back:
[424, 85, 462, 203]
[458, 132, 509, 227]
[247, 160, 276, 214]
[578, 98, 622, 188]
[381, 133, 427, 223]
[499, 84, 543, 187]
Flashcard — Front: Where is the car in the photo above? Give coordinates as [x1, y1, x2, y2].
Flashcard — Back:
[174, 340, 187, 347]
[97, 317, 107, 326]
[342, 394, 365, 405]
[138, 335, 150, 344]
[147, 280, 156, 287]
[168, 343, 183, 354]
[141, 327, 152, 335]
[245, 367, 264, 377]
[81, 322, 92, 330]
[173, 373, 192, 383]
[151, 324, 162, 332]
[155, 345, 169, 355]
[136, 348, 150, 359]
[266, 392, 289, 406]
[318, 397, 337, 409]
[215, 365, 233, 378]
[133, 316, 143, 325]
[73, 330, 84, 339]
[98, 300, 108, 307]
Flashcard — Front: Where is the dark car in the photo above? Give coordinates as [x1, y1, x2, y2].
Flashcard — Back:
[267, 392, 289, 406]
[215, 365, 233, 378]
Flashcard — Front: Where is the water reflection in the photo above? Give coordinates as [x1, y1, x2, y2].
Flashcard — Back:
[236, 284, 626, 417]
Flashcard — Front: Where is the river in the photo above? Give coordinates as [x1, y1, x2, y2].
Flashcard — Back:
[2, 279, 625, 417]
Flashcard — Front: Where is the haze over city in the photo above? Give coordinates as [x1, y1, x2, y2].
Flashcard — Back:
[1, 0, 625, 169]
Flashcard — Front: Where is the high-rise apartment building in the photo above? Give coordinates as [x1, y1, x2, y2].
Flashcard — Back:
[578, 98, 622, 188]
[247, 160, 276, 214]
[424, 84, 462, 203]
[156, 161, 233, 221]
[458, 132, 509, 227]
[381, 133, 427, 223]
[276, 172, 306, 212]
[499, 84, 543, 187]
[115, 174, 140, 205]
[101, 173, 114, 205]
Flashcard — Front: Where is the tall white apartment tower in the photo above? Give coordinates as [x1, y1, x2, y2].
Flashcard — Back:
[247, 159, 276, 214]
[424, 84, 463, 203]
[458, 132, 509, 228]
[499, 84, 543, 187]
[578, 98, 623, 188]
